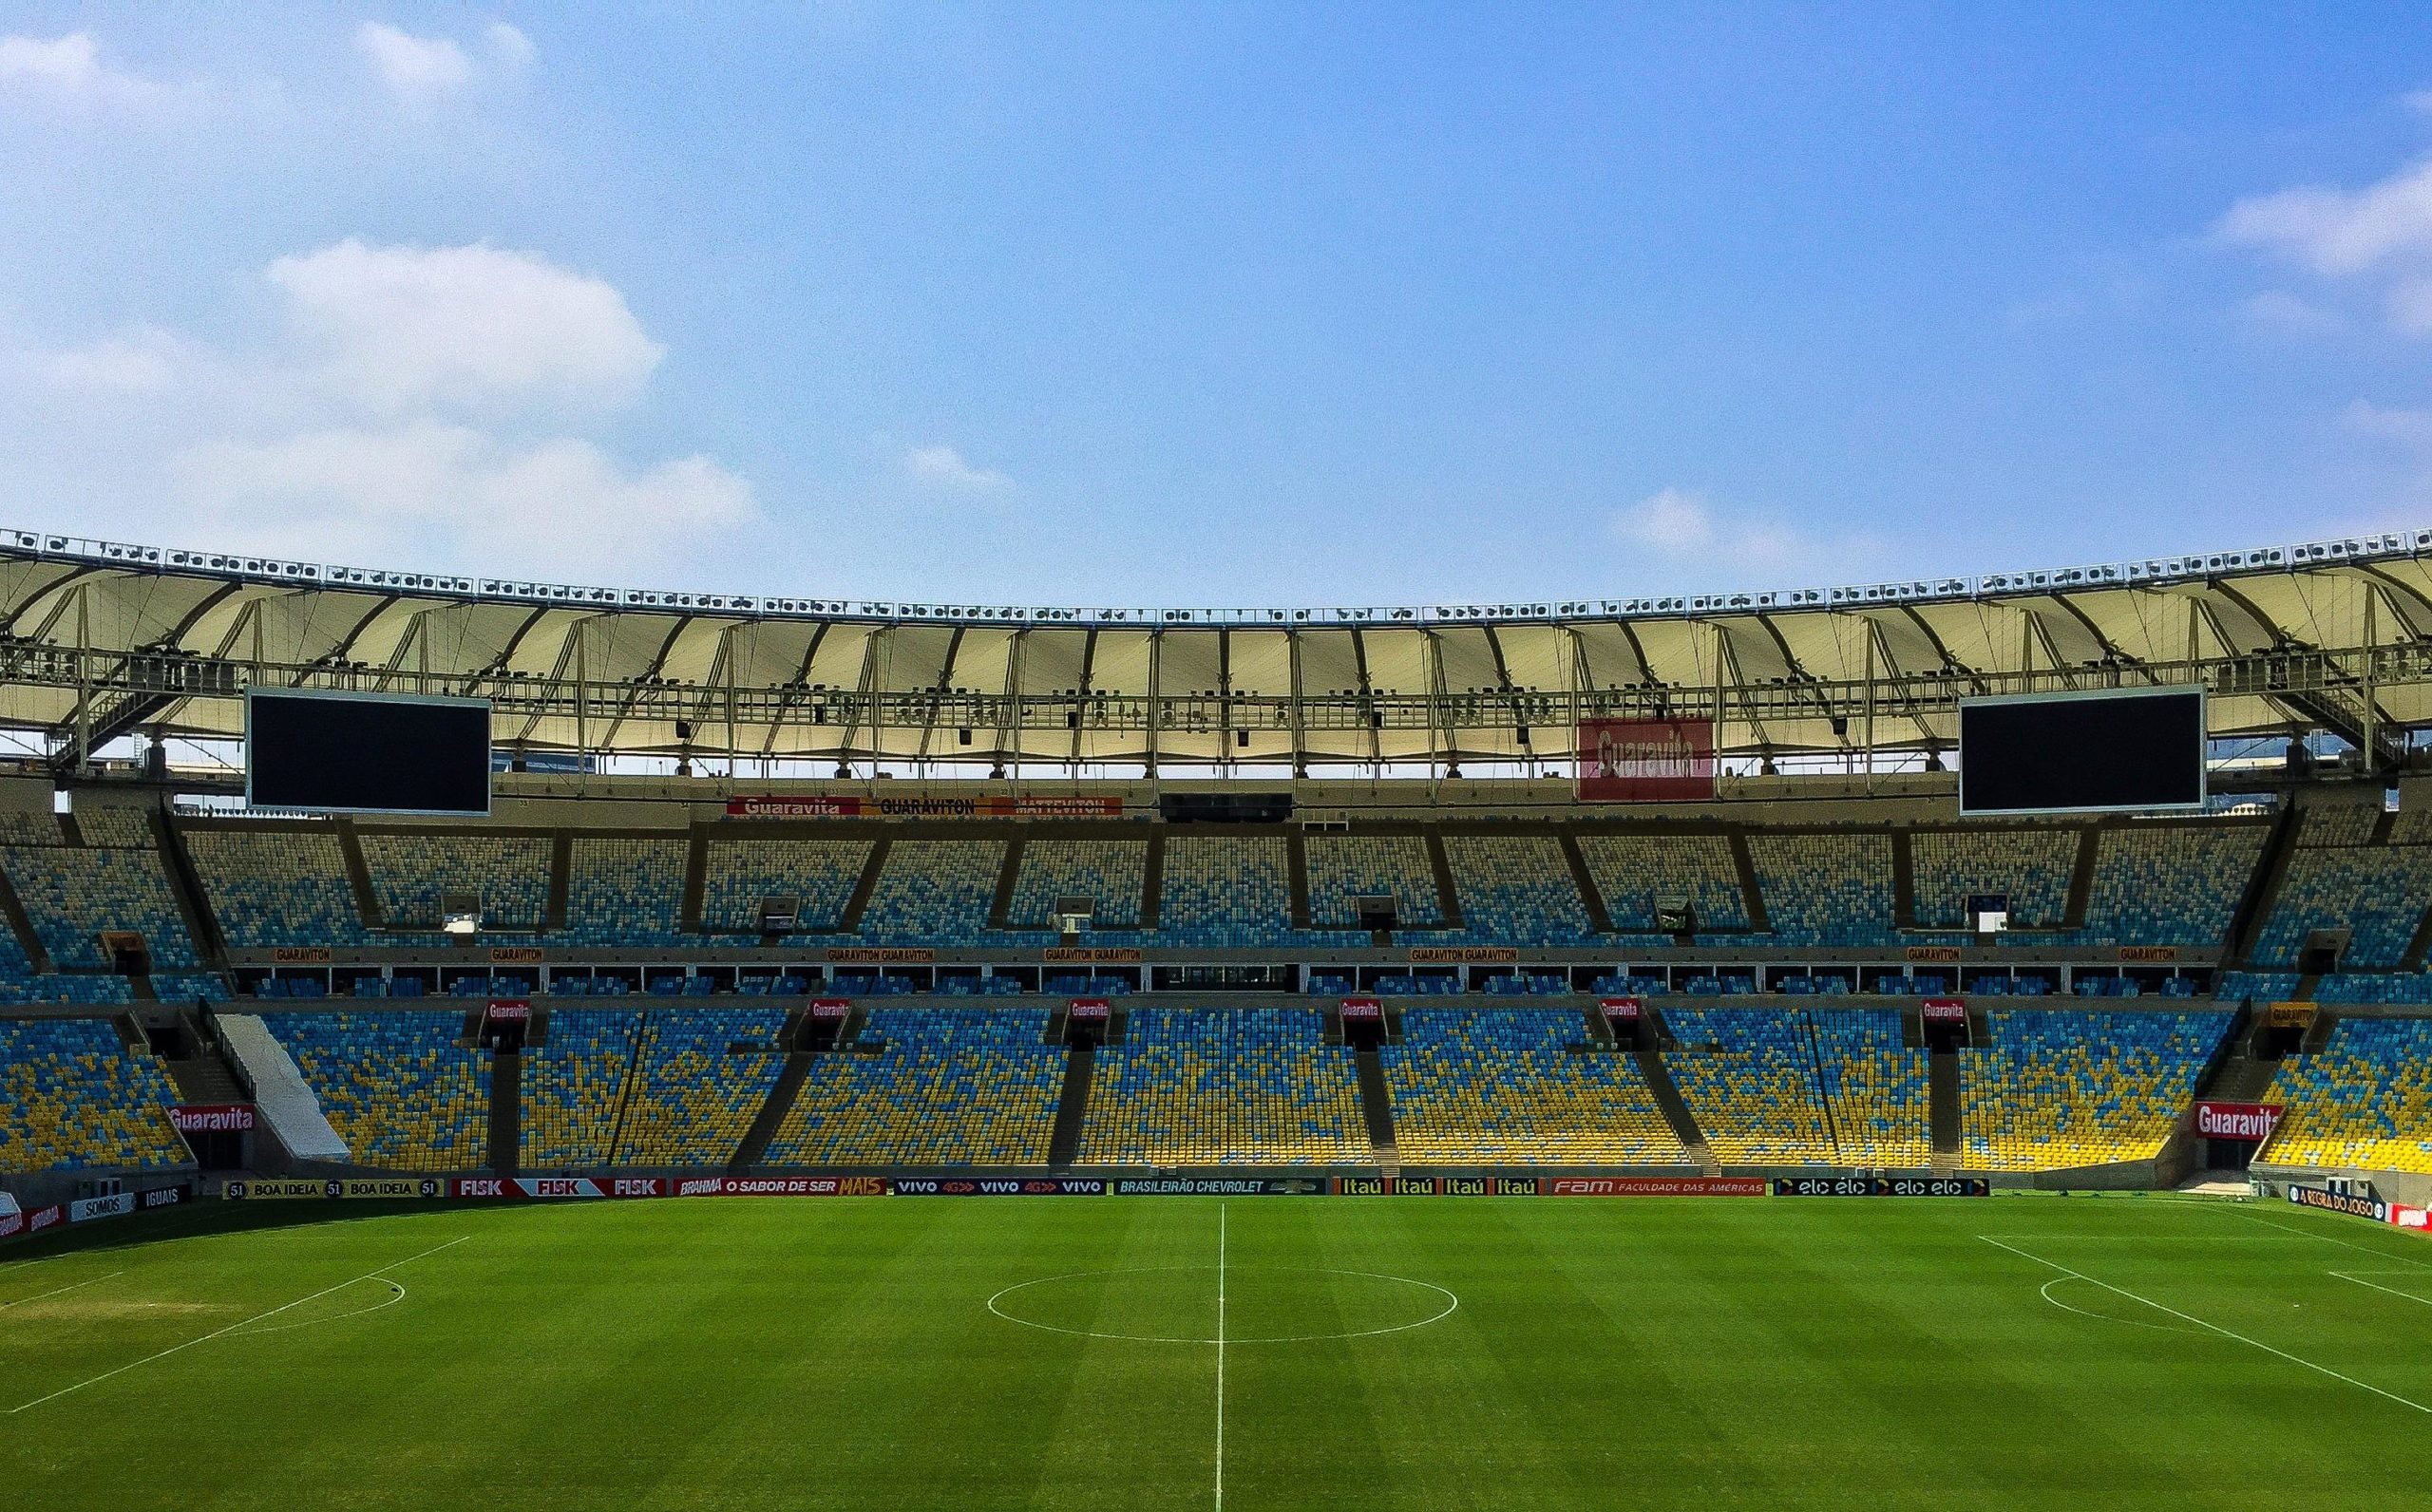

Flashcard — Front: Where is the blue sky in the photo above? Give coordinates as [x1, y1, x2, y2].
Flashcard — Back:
[5, 4, 2432, 607]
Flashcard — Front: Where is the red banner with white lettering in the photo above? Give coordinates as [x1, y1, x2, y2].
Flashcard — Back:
[169, 1104, 256, 1134]
[1577, 718, 1718, 803]
[2192, 1101, 2282, 1143]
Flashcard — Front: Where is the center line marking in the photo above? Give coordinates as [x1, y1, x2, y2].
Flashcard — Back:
[1214, 1200, 1226, 1512]
[1978, 1236, 2431, 1416]
[0, 1271, 122, 1312]
[9, 1234, 468, 1415]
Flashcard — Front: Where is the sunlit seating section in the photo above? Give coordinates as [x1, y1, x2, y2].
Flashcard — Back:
[2254, 844, 2432, 969]
[767, 1008, 1060, 1165]
[361, 832, 554, 933]
[856, 840, 1006, 946]
[1444, 836, 1595, 945]
[1577, 834, 1750, 931]
[0, 1017, 188, 1171]
[698, 840, 870, 932]
[1078, 1008, 1366, 1165]
[613, 1008, 791, 1164]
[2263, 1016, 2432, 1173]
[563, 839, 686, 946]
[1747, 833, 1895, 946]
[1910, 828, 2076, 929]
[1160, 837, 1296, 946]
[2062, 824, 2264, 948]
[1662, 1007, 1833, 1164]
[1007, 839, 1148, 928]
[1, 840, 200, 968]
[1813, 1010, 1931, 1166]
[271, 1011, 489, 1168]
[1961, 1008, 2228, 1170]
[185, 826, 373, 947]
[1306, 836, 1441, 927]
[1382, 1008, 1685, 1164]
[522, 1009, 647, 1167]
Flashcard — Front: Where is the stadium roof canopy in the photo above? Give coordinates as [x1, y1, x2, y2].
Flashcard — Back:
[4, 524, 2430, 773]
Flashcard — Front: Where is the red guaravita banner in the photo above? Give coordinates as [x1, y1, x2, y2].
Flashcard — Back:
[1068, 998, 1112, 1021]
[1599, 996, 1643, 1021]
[1576, 718, 1718, 802]
[2192, 1101, 2283, 1142]
[169, 1104, 256, 1134]
[1921, 998, 1968, 1023]
[1339, 997, 1383, 1021]
[486, 999, 531, 1021]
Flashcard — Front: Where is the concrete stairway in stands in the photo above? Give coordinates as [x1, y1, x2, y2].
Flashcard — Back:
[487, 1050, 522, 1175]
[1636, 1048, 1719, 1175]
[1353, 1047, 1398, 1176]
[1047, 1046, 1096, 1167]
[731, 1048, 813, 1171]
[1928, 1051, 1963, 1176]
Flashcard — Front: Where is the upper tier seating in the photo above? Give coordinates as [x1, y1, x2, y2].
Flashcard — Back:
[766, 1007, 1061, 1165]
[1159, 836, 1295, 946]
[2, 839, 200, 967]
[1078, 1007, 1367, 1165]
[698, 839, 870, 933]
[185, 827, 372, 948]
[1576, 834, 1749, 931]
[2263, 1016, 2432, 1173]
[2254, 841, 2432, 970]
[1662, 1007, 1834, 1164]
[1961, 1008, 2228, 1170]
[1007, 839, 1148, 929]
[1382, 1008, 1685, 1164]
[522, 1009, 646, 1167]
[564, 839, 686, 946]
[1910, 828, 2075, 929]
[0, 1017, 187, 1171]
[360, 832, 552, 932]
[1746, 833, 1896, 946]
[856, 840, 1004, 945]
[1443, 836, 1595, 945]
[270, 1011, 490, 1169]
[612, 1008, 791, 1163]
[1305, 836, 1441, 928]
[2060, 825, 2265, 948]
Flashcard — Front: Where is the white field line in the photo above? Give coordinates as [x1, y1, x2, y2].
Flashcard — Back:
[2330, 1271, 2432, 1310]
[231, 1277, 409, 1336]
[8, 1235, 467, 1415]
[2034, 1275, 2194, 1334]
[2218, 1207, 2432, 1268]
[1214, 1201, 1226, 1512]
[0, 1271, 123, 1312]
[1978, 1236, 2432, 1416]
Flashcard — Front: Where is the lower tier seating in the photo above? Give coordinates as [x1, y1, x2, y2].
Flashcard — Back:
[522, 1009, 646, 1168]
[1382, 1008, 1685, 1164]
[766, 1008, 1061, 1165]
[1078, 1008, 1367, 1165]
[2263, 1016, 2432, 1174]
[1662, 1008, 1835, 1163]
[0, 1016, 188, 1170]
[270, 1011, 491, 1169]
[613, 1009, 791, 1165]
[1961, 1008, 2228, 1170]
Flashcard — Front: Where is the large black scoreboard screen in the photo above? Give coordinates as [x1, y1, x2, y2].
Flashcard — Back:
[246, 689, 492, 816]
[1958, 687, 2205, 816]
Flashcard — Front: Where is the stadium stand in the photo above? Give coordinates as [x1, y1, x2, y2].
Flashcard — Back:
[184, 826, 372, 948]
[2262, 1016, 2432, 1174]
[1159, 836, 1296, 945]
[1910, 827, 2075, 929]
[698, 839, 870, 933]
[564, 840, 687, 947]
[1382, 1008, 1686, 1164]
[1576, 832, 1750, 931]
[1305, 836, 1441, 927]
[1662, 1007, 1834, 1163]
[522, 1009, 647, 1167]
[269, 1011, 490, 1168]
[1745, 833, 1896, 946]
[1813, 1010, 1932, 1166]
[1077, 1008, 1367, 1164]
[1443, 836, 1595, 945]
[1961, 1008, 2229, 1170]
[360, 832, 553, 932]
[1007, 839, 1148, 928]
[2, 839, 200, 967]
[0, 1017, 187, 1170]
[766, 1008, 1061, 1165]
[2060, 824, 2264, 948]
[856, 840, 1004, 945]
[2253, 833, 2432, 970]
[613, 1008, 791, 1164]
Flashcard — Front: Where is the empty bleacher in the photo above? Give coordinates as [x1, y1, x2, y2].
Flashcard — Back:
[1662, 1008, 1834, 1164]
[270, 1011, 490, 1169]
[698, 839, 870, 933]
[855, 840, 1004, 945]
[2061, 824, 2264, 949]
[1007, 839, 1147, 929]
[185, 826, 372, 948]
[564, 839, 687, 947]
[1159, 836, 1295, 945]
[361, 831, 553, 932]
[1443, 835, 1594, 945]
[612, 1008, 791, 1164]
[1305, 836, 1440, 928]
[1961, 1008, 2228, 1170]
[1746, 833, 1896, 946]
[1910, 827, 2075, 930]
[1813, 1010, 1931, 1166]
[1077, 1008, 1366, 1164]
[1576, 833, 1749, 931]
[765, 1008, 1061, 1165]
[521, 1009, 646, 1167]
[1382, 1008, 1686, 1164]
[0, 1017, 188, 1170]
[2263, 1016, 2432, 1174]
[2, 836, 200, 967]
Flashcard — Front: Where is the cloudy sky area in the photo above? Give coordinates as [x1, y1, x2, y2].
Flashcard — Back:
[5, 5, 2432, 606]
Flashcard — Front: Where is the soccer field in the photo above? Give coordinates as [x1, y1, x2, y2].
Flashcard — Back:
[4, 1195, 2428, 1510]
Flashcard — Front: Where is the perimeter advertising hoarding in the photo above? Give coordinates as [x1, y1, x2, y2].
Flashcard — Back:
[726, 795, 1124, 820]
[224, 1178, 443, 1200]
[1772, 1177, 1991, 1198]
[66, 1193, 137, 1222]
[2289, 1184, 2386, 1221]
[1546, 1177, 1768, 1197]
[449, 1178, 667, 1200]
[889, 1179, 1109, 1196]
[674, 1176, 888, 1197]
[2192, 1102, 2282, 1142]
[1112, 1178, 1328, 1196]
[1577, 717, 1719, 803]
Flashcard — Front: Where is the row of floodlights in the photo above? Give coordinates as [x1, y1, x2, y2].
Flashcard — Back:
[9, 527, 2431, 626]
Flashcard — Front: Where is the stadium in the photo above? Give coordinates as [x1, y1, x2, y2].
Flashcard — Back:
[4, 522, 2432, 1509]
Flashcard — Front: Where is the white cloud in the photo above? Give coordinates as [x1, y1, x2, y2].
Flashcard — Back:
[1609, 487, 1876, 586]
[2406, 89, 2432, 118]
[33, 327, 196, 392]
[0, 31, 152, 101]
[904, 444, 1012, 492]
[2218, 158, 2432, 277]
[267, 240, 662, 414]
[484, 24, 535, 69]
[175, 422, 756, 576]
[355, 23, 471, 98]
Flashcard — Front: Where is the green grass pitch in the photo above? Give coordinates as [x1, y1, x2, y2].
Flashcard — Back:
[4, 1194, 2429, 1509]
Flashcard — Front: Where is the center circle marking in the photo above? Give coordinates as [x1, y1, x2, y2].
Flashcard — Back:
[985, 1264, 1459, 1344]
